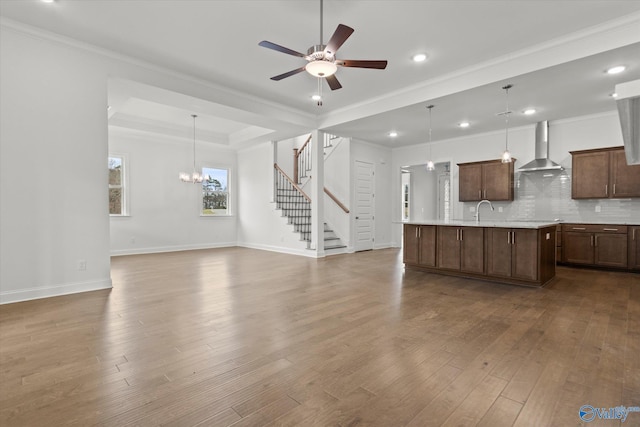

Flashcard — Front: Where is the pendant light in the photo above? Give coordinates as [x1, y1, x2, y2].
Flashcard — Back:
[179, 114, 204, 183]
[426, 104, 435, 171]
[500, 84, 513, 163]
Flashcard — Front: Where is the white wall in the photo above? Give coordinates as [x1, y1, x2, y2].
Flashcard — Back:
[0, 22, 312, 304]
[1, 26, 113, 303]
[236, 142, 311, 256]
[351, 139, 393, 249]
[324, 137, 351, 247]
[391, 112, 638, 246]
[109, 131, 237, 255]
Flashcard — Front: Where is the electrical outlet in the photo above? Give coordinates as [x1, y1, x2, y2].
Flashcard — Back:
[77, 259, 86, 271]
[470, 206, 476, 212]
[498, 207, 503, 213]
[595, 205, 601, 213]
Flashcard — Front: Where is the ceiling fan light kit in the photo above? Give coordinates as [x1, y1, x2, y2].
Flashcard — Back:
[258, 0, 387, 103]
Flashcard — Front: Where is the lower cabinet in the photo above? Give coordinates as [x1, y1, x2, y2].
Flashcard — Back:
[403, 224, 436, 267]
[486, 228, 539, 281]
[562, 224, 628, 268]
[437, 226, 484, 274]
[628, 226, 640, 270]
[404, 224, 557, 287]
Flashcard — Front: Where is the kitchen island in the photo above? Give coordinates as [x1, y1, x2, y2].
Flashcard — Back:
[403, 220, 557, 287]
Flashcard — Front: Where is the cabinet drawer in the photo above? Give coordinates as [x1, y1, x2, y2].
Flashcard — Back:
[562, 224, 627, 234]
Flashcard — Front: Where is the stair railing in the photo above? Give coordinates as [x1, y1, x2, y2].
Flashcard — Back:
[324, 188, 349, 213]
[293, 134, 312, 184]
[274, 163, 312, 242]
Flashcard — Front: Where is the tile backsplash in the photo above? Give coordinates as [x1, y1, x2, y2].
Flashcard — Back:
[462, 169, 640, 224]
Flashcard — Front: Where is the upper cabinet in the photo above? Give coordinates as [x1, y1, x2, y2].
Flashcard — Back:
[571, 146, 640, 199]
[458, 159, 514, 202]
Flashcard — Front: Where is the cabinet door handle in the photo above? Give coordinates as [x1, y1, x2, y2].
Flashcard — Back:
[418, 227, 421, 238]
[605, 184, 608, 196]
[572, 227, 586, 230]
[478, 190, 481, 199]
[511, 231, 515, 245]
[595, 235, 598, 247]
[591, 235, 594, 246]
[416, 228, 418, 238]
[603, 228, 618, 232]
[460, 229, 463, 241]
[613, 183, 616, 195]
[507, 231, 511, 244]
[456, 229, 459, 241]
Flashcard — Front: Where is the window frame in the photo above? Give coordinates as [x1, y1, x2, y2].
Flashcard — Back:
[200, 165, 232, 217]
[108, 154, 129, 217]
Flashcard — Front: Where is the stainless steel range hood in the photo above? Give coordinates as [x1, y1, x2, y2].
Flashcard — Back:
[518, 121, 563, 172]
[615, 79, 640, 165]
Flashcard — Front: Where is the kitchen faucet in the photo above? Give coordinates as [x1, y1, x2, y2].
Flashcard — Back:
[475, 199, 494, 222]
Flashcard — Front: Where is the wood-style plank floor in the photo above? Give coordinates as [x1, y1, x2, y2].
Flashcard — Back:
[1, 247, 639, 426]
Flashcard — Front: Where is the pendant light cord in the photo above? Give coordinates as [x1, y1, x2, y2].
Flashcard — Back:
[192, 114, 197, 173]
[503, 85, 512, 152]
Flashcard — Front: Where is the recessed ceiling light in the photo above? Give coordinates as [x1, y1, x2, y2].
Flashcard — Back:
[311, 94, 322, 101]
[41, 0, 55, 3]
[458, 122, 470, 128]
[523, 108, 536, 115]
[412, 53, 428, 63]
[389, 131, 398, 137]
[610, 92, 618, 98]
[606, 65, 626, 75]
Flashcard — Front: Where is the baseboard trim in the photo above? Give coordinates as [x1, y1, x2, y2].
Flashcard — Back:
[0, 279, 113, 305]
[110, 242, 236, 256]
[237, 242, 319, 258]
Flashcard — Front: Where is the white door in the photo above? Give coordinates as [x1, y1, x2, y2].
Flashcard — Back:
[354, 160, 375, 251]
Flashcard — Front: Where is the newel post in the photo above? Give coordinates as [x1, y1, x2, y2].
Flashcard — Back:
[293, 148, 299, 184]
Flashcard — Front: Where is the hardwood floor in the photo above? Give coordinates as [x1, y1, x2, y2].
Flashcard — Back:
[1, 247, 639, 426]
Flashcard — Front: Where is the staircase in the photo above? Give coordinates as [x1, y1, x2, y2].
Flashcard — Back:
[274, 186, 346, 251]
[274, 187, 312, 245]
[273, 133, 348, 253]
[323, 223, 346, 251]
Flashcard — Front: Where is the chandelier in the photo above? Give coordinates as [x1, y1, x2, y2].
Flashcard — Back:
[179, 114, 206, 183]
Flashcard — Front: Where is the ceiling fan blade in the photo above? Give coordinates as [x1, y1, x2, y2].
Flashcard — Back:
[324, 24, 354, 55]
[325, 74, 342, 91]
[336, 59, 388, 69]
[270, 67, 306, 81]
[259, 40, 306, 58]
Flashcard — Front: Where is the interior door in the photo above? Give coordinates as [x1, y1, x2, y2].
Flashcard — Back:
[354, 160, 375, 252]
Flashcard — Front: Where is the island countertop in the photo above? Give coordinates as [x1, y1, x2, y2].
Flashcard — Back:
[401, 220, 559, 229]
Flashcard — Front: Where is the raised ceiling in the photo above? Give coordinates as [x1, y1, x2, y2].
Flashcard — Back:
[1, 1, 640, 147]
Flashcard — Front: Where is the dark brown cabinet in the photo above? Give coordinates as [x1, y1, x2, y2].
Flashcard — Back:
[571, 147, 640, 199]
[486, 228, 540, 281]
[611, 149, 640, 197]
[403, 224, 436, 267]
[458, 159, 514, 202]
[437, 226, 484, 274]
[404, 223, 557, 286]
[562, 224, 628, 268]
[629, 226, 640, 270]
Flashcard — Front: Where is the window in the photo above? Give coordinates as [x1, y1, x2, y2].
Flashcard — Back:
[202, 167, 229, 215]
[108, 156, 126, 215]
[401, 170, 410, 221]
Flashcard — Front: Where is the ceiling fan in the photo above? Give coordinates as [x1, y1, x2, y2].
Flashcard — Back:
[258, 0, 387, 92]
